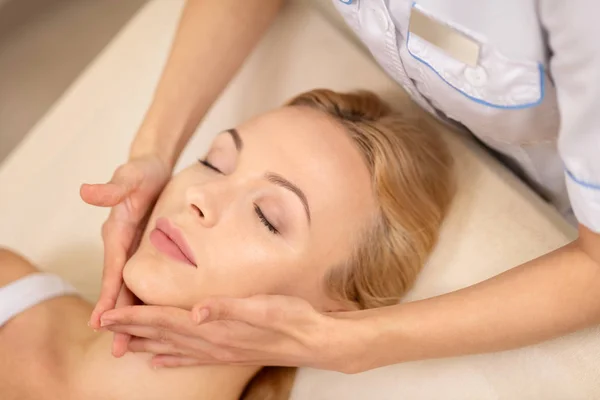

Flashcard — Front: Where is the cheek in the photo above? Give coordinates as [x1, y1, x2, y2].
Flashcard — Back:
[193, 219, 329, 301]
[150, 182, 185, 218]
[207, 249, 286, 296]
[276, 269, 328, 306]
[149, 169, 202, 220]
[224, 252, 327, 305]
[200, 234, 303, 297]
[275, 246, 343, 308]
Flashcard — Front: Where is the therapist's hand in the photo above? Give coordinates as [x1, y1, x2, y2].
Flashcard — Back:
[100, 295, 377, 373]
[80, 155, 170, 353]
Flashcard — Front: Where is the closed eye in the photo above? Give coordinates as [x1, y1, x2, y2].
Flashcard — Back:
[254, 204, 278, 234]
[198, 159, 223, 174]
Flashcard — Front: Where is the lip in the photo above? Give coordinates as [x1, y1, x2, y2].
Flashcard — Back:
[150, 217, 197, 267]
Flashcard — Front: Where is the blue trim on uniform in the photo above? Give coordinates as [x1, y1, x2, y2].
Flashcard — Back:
[405, 31, 545, 110]
[566, 169, 600, 191]
[339, 0, 353, 4]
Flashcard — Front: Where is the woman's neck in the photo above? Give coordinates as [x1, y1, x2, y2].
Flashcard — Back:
[72, 330, 260, 400]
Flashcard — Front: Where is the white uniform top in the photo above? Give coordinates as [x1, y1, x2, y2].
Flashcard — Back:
[332, 0, 600, 232]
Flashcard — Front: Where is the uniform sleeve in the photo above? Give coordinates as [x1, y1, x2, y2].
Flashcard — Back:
[540, 1, 600, 232]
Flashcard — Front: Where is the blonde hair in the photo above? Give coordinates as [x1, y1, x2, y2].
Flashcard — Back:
[241, 89, 454, 400]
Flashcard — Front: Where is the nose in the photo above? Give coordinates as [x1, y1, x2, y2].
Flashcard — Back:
[185, 180, 232, 228]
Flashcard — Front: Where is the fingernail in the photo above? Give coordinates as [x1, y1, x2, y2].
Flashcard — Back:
[193, 308, 209, 324]
[100, 318, 115, 327]
[88, 320, 99, 332]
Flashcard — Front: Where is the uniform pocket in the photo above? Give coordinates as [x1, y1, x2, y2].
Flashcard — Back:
[406, 35, 544, 110]
[403, 5, 544, 111]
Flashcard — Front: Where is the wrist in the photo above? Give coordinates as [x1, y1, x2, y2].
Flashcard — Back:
[129, 125, 179, 169]
[129, 93, 205, 168]
[329, 307, 397, 373]
[577, 224, 600, 266]
[353, 305, 414, 371]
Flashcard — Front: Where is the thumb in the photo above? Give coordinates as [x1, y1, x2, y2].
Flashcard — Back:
[80, 164, 144, 207]
[80, 182, 132, 207]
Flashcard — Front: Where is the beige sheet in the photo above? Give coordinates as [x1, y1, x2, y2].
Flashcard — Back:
[0, 0, 597, 398]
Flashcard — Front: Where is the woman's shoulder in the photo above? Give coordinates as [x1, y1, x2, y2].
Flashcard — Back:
[0, 248, 91, 329]
[0, 248, 93, 399]
[0, 247, 39, 286]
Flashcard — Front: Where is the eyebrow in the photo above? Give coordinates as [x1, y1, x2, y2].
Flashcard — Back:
[265, 172, 311, 224]
[225, 128, 311, 224]
[226, 128, 243, 151]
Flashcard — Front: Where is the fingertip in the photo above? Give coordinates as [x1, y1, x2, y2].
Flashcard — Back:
[152, 356, 184, 369]
[113, 351, 126, 358]
[191, 298, 214, 314]
[151, 356, 164, 368]
[191, 303, 203, 314]
[79, 183, 94, 203]
[192, 307, 210, 324]
[112, 333, 130, 358]
[81, 182, 127, 206]
[89, 308, 102, 330]
[92, 299, 113, 320]
[111, 343, 122, 358]
[80, 183, 103, 205]
[112, 344, 127, 358]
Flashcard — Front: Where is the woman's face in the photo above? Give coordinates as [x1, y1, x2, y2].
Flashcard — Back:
[123, 106, 377, 311]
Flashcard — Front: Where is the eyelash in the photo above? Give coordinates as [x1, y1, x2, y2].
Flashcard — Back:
[198, 159, 222, 174]
[254, 204, 279, 234]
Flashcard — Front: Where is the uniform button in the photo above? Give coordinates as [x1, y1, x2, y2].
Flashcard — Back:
[372, 7, 389, 32]
[360, 6, 389, 34]
[464, 66, 488, 87]
[409, 40, 424, 56]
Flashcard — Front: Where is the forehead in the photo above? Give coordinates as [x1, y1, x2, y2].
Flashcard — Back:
[238, 106, 377, 245]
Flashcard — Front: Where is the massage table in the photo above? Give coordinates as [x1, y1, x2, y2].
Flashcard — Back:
[0, 1, 598, 398]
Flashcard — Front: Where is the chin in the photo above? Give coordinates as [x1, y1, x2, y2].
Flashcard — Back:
[123, 250, 196, 309]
